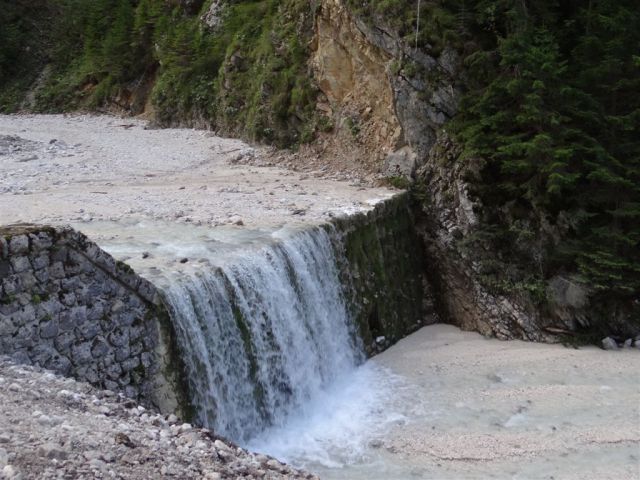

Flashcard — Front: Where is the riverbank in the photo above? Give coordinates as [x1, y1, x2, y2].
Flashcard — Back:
[0, 357, 316, 479]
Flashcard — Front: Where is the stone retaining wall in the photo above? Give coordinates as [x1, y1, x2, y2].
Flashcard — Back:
[0, 224, 189, 415]
[332, 193, 436, 354]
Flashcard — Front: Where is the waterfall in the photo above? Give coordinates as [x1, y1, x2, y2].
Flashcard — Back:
[162, 227, 364, 443]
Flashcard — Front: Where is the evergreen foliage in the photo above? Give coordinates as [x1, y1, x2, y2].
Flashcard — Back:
[350, 1, 638, 323]
[450, 0, 640, 318]
[0, 0, 317, 146]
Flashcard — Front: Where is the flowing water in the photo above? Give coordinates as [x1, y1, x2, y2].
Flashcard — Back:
[161, 228, 365, 442]
[85, 220, 405, 474]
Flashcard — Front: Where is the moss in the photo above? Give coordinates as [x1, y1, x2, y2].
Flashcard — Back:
[344, 116, 361, 137]
[115, 260, 134, 275]
[334, 193, 427, 354]
[386, 175, 412, 190]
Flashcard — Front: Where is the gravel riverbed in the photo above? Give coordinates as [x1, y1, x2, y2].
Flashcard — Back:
[0, 114, 395, 228]
[0, 357, 316, 480]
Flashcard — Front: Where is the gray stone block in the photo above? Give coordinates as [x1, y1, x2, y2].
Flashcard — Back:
[0, 300, 21, 317]
[49, 354, 72, 375]
[108, 327, 129, 347]
[54, 332, 75, 353]
[10, 256, 31, 274]
[17, 271, 37, 291]
[29, 232, 53, 252]
[0, 317, 16, 336]
[130, 341, 144, 357]
[90, 337, 109, 358]
[40, 298, 64, 319]
[49, 262, 65, 279]
[140, 352, 153, 369]
[13, 324, 37, 349]
[30, 252, 50, 271]
[10, 304, 36, 325]
[121, 356, 140, 372]
[10, 350, 31, 364]
[32, 344, 57, 366]
[106, 362, 122, 380]
[39, 318, 59, 339]
[1, 276, 20, 296]
[71, 341, 92, 365]
[114, 344, 130, 363]
[60, 292, 76, 307]
[61, 277, 80, 291]
[104, 379, 119, 391]
[34, 267, 49, 283]
[8, 235, 29, 255]
[77, 320, 100, 341]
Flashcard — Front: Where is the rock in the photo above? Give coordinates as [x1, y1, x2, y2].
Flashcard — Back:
[601, 337, 618, 350]
[0, 448, 7, 468]
[179, 257, 189, 264]
[384, 146, 418, 178]
[8, 235, 29, 255]
[623, 338, 633, 348]
[375, 336, 386, 345]
[201, 0, 225, 31]
[37, 443, 68, 460]
[114, 432, 136, 448]
[2, 464, 20, 479]
[214, 440, 231, 452]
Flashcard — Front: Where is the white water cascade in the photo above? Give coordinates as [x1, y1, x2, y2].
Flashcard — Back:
[162, 227, 367, 443]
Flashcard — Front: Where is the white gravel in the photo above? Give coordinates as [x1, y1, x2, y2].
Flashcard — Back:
[0, 114, 396, 228]
[0, 357, 316, 479]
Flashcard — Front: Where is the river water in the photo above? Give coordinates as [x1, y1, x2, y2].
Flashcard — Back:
[84, 220, 640, 480]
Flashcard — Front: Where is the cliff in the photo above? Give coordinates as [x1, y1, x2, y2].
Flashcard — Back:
[1, 0, 637, 342]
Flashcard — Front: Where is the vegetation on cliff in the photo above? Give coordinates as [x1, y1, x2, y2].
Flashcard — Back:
[1, 0, 637, 331]
[0, 0, 317, 146]
[452, 1, 639, 327]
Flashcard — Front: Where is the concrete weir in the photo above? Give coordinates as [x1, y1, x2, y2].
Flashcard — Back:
[0, 192, 430, 433]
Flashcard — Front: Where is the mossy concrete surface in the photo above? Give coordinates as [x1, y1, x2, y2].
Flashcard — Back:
[332, 193, 435, 354]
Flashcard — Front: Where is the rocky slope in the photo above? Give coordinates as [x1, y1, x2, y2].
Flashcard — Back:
[308, 1, 638, 341]
[0, 356, 315, 479]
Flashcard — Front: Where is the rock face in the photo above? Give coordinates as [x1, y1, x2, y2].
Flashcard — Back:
[0, 225, 188, 415]
[311, 0, 459, 178]
[412, 132, 639, 340]
[410, 133, 551, 340]
[0, 357, 315, 480]
[312, 0, 402, 172]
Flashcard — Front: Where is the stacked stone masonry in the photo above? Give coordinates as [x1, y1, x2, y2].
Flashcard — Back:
[0, 224, 181, 411]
